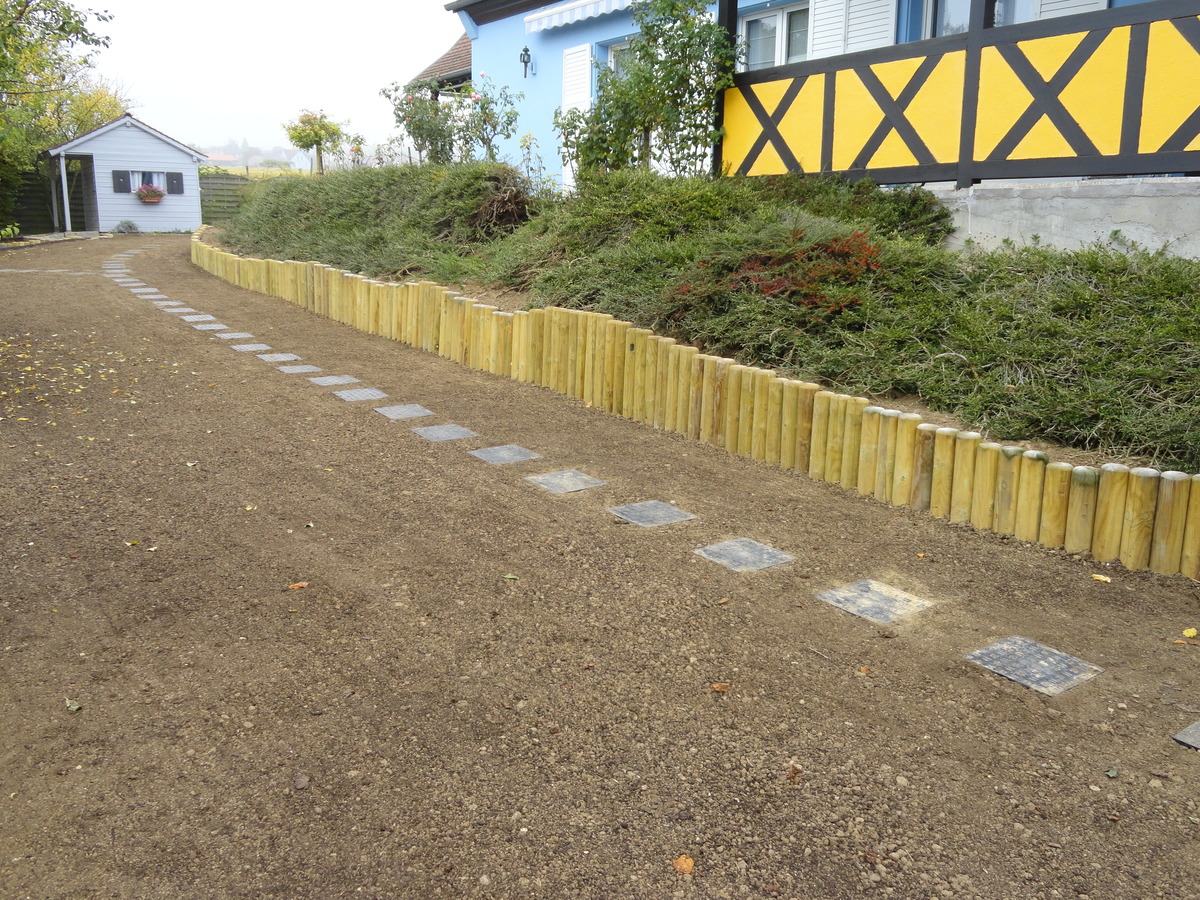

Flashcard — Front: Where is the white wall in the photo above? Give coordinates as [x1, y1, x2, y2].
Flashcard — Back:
[74, 125, 202, 232]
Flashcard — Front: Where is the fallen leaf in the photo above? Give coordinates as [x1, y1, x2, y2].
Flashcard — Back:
[288, 581, 310, 590]
[786, 765, 802, 782]
[709, 683, 730, 693]
[1183, 628, 1198, 639]
[858, 665, 871, 675]
[65, 698, 82, 712]
[1106, 768, 1118, 778]
[502, 574, 518, 580]
[1091, 574, 1111, 583]
[717, 597, 730, 605]
[671, 855, 694, 875]
[916, 552, 926, 558]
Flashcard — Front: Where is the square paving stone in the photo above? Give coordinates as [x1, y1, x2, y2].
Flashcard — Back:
[161, 307, 197, 314]
[470, 444, 542, 465]
[965, 636, 1102, 696]
[413, 424, 478, 442]
[193, 323, 228, 330]
[1173, 721, 1200, 750]
[309, 375, 359, 386]
[524, 469, 605, 493]
[818, 580, 934, 625]
[153, 300, 183, 307]
[334, 387, 387, 402]
[141, 294, 169, 300]
[374, 403, 434, 420]
[608, 500, 695, 527]
[231, 343, 272, 352]
[217, 332, 254, 339]
[130, 287, 160, 294]
[694, 538, 794, 572]
[257, 353, 300, 362]
[180, 314, 216, 322]
[279, 364, 322, 374]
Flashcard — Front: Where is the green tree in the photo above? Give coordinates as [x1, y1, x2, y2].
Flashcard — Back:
[283, 110, 346, 175]
[0, 0, 113, 220]
[555, 0, 738, 178]
[382, 76, 521, 164]
[381, 78, 457, 165]
[456, 77, 521, 162]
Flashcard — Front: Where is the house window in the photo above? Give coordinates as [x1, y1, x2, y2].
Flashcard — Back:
[741, 3, 810, 71]
[607, 40, 630, 76]
[897, 0, 971, 43]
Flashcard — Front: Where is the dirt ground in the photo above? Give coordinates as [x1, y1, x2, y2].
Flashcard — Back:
[2, 235, 1199, 900]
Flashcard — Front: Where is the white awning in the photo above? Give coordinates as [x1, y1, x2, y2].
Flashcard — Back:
[524, 0, 632, 33]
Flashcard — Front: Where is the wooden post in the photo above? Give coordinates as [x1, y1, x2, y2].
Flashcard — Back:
[840, 398, 870, 492]
[1150, 471, 1192, 576]
[684, 349, 704, 440]
[874, 410, 901, 501]
[750, 369, 773, 460]
[793, 383, 819, 473]
[857, 408, 881, 497]
[1181, 474, 1200, 581]
[779, 380, 801, 469]
[1092, 463, 1131, 563]
[1064, 466, 1100, 554]
[654, 337, 675, 427]
[1039, 462, 1074, 549]
[910, 423, 939, 511]
[604, 320, 626, 413]
[809, 391, 834, 480]
[970, 442, 1001, 530]
[701, 357, 728, 446]
[992, 446, 1025, 535]
[890, 413, 922, 506]
[1119, 467, 1160, 571]
[949, 431, 982, 523]
[663, 344, 681, 431]
[825, 395, 849, 483]
[641, 335, 662, 423]
[765, 378, 785, 465]
[737, 367, 759, 456]
[528, 308, 546, 386]
[1014, 450, 1049, 541]
[723, 365, 747, 454]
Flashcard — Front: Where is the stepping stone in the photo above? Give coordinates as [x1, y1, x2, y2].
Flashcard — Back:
[1174, 721, 1200, 750]
[152, 300, 183, 307]
[216, 332, 254, 339]
[114, 279, 141, 285]
[180, 314, 216, 322]
[374, 403, 434, 420]
[694, 538, 794, 572]
[278, 364, 322, 374]
[470, 444, 541, 465]
[308, 375, 359, 386]
[334, 387, 387, 402]
[231, 343, 271, 352]
[524, 469, 605, 493]
[607, 500, 695, 527]
[819, 579, 933, 625]
[413, 424, 479, 443]
[161, 307, 197, 314]
[965, 636, 1102, 696]
[257, 353, 300, 362]
[193, 323, 228, 330]
[141, 294, 169, 300]
[130, 287, 160, 294]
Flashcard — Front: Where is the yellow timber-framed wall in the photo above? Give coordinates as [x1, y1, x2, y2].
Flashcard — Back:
[191, 229, 1200, 583]
[716, 0, 1200, 188]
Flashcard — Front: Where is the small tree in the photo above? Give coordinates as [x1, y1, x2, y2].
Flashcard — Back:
[381, 78, 456, 164]
[456, 77, 521, 162]
[382, 76, 521, 164]
[555, 0, 738, 178]
[283, 110, 346, 175]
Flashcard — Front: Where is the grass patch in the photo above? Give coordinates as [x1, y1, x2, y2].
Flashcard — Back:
[222, 165, 1200, 470]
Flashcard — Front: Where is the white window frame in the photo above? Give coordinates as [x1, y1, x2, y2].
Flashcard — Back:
[740, 2, 811, 72]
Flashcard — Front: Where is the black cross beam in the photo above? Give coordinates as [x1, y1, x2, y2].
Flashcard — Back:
[733, 77, 808, 175]
[848, 54, 943, 170]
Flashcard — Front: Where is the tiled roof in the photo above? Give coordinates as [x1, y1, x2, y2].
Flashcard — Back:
[415, 33, 472, 85]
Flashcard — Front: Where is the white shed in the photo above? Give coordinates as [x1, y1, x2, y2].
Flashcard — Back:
[45, 114, 204, 233]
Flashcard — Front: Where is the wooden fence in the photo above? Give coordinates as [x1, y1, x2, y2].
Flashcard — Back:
[199, 174, 250, 224]
[191, 230, 1200, 582]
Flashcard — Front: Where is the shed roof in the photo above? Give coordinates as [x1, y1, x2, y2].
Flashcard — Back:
[47, 113, 203, 159]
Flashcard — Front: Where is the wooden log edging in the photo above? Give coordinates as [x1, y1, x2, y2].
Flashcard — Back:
[190, 229, 1200, 582]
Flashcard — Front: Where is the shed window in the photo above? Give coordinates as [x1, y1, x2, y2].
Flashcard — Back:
[112, 170, 185, 194]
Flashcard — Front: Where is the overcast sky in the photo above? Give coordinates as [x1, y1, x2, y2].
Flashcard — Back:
[90, 0, 467, 153]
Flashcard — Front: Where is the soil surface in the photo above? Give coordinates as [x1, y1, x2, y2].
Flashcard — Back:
[2, 235, 1199, 900]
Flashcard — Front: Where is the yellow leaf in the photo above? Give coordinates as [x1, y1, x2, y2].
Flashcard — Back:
[1091, 574, 1111, 583]
[1183, 628, 1197, 639]
[288, 581, 310, 590]
[671, 855, 694, 875]
[709, 683, 730, 693]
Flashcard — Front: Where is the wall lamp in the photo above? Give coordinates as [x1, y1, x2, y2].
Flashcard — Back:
[520, 46, 533, 78]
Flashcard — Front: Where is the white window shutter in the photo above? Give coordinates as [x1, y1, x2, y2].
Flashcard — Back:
[562, 44, 593, 111]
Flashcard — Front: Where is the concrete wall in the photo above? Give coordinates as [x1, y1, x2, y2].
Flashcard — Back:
[929, 177, 1200, 259]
